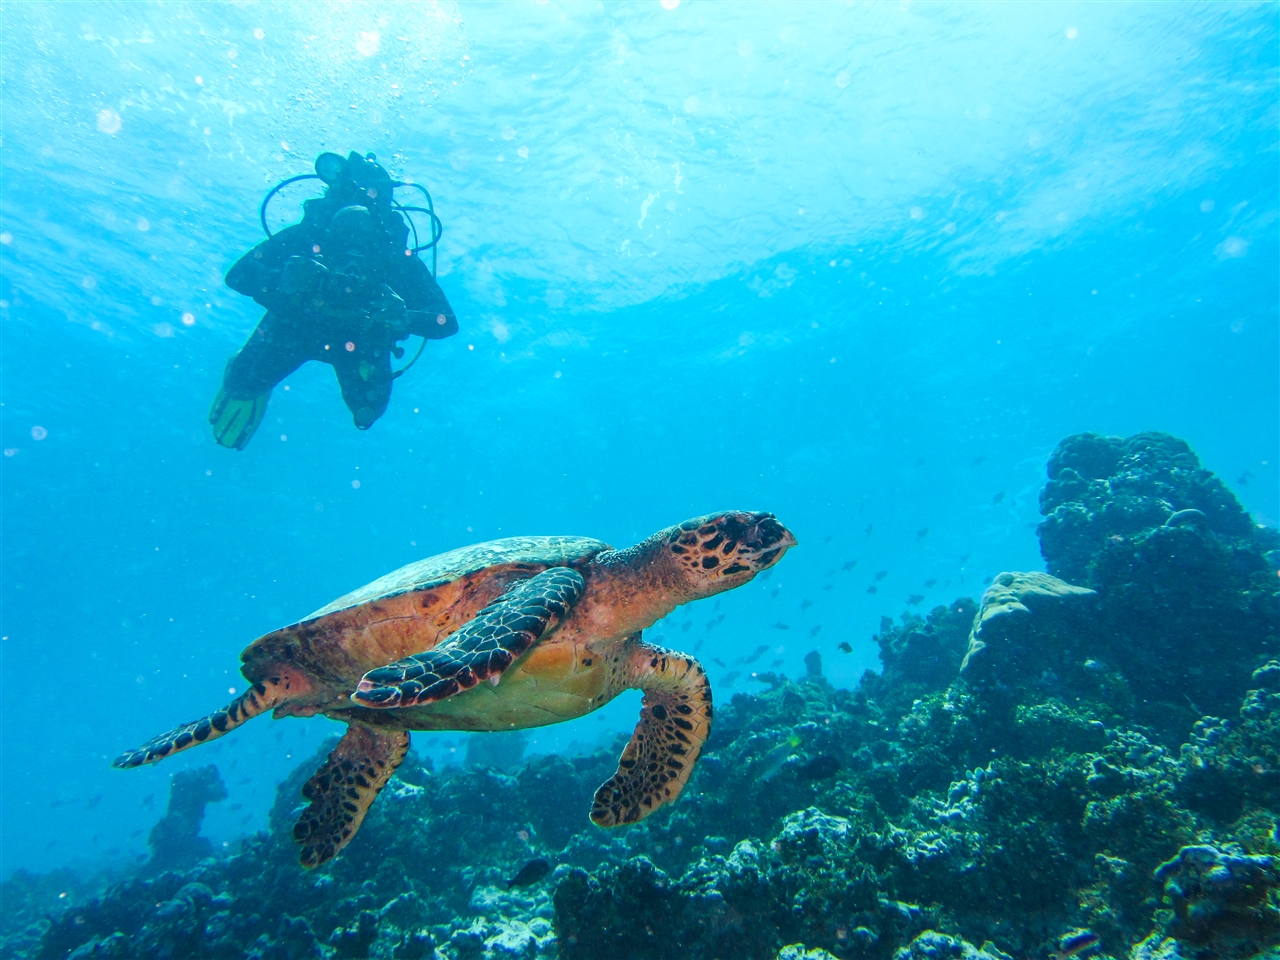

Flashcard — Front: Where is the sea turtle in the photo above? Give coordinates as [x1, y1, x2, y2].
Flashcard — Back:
[115, 510, 796, 867]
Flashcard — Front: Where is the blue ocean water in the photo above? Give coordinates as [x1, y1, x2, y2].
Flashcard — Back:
[1, 0, 1275, 890]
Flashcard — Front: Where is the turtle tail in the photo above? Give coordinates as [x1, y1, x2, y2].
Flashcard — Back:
[112, 679, 286, 769]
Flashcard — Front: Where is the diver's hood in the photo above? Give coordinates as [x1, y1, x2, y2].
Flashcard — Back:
[322, 205, 388, 286]
[324, 205, 378, 249]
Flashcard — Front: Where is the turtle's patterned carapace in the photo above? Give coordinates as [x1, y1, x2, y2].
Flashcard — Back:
[114, 511, 796, 868]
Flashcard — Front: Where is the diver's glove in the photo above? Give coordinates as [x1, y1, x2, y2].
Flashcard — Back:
[276, 255, 329, 303]
[209, 387, 269, 451]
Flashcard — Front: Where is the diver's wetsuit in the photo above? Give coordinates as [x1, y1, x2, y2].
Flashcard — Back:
[221, 218, 457, 431]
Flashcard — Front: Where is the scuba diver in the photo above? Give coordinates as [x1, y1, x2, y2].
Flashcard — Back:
[210, 150, 458, 449]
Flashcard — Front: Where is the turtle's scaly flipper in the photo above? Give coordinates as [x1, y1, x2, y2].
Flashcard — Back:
[591, 643, 712, 827]
[112, 675, 300, 768]
[352, 566, 584, 708]
[293, 724, 408, 868]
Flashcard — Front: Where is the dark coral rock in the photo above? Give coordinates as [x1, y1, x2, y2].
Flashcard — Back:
[893, 930, 1014, 960]
[144, 766, 227, 875]
[328, 909, 378, 958]
[862, 601, 976, 723]
[958, 572, 1098, 688]
[1151, 843, 1280, 957]
[1039, 431, 1258, 585]
[1036, 432, 1279, 741]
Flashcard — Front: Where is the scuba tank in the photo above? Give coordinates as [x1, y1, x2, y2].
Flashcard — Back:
[259, 151, 444, 277]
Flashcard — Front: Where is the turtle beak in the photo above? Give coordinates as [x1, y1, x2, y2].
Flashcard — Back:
[739, 512, 797, 570]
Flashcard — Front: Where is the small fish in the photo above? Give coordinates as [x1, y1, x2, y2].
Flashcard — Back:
[713, 658, 727, 668]
[771, 621, 791, 631]
[866, 585, 878, 594]
[796, 754, 841, 780]
[800, 599, 813, 612]
[229, 803, 244, 811]
[771, 658, 785, 668]
[45, 839, 58, 850]
[238, 776, 252, 785]
[972, 455, 986, 466]
[721, 671, 741, 685]
[692, 639, 705, 653]
[681, 621, 693, 632]
[916, 527, 929, 540]
[823, 535, 834, 545]
[744, 643, 770, 663]
[915, 457, 925, 466]
[907, 594, 925, 606]
[924, 578, 937, 589]
[129, 829, 143, 838]
[507, 858, 552, 889]
[86, 795, 102, 809]
[714, 600, 721, 610]
[50, 799, 64, 808]
[717, 613, 725, 623]
[992, 491, 1005, 504]
[865, 524, 873, 537]
[842, 560, 858, 571]
[760, 569, 773, 581]
[809, 625, 822, 638]
[770, 587, 781, 599]
[825, 568, 836, 578]
[874, 570, 888, 581]
[704, 620, 718, 632]
[837, 641, 853, 654]
[1049, 931, 1100, 960]
[757, 736, 802, 781]
[822, 583, 833, 591]
[1238, 470, 1254, 486]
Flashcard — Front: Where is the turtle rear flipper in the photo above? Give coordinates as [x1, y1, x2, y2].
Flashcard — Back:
[352, 566, 584, 708]
[112, 676, 297, 768]
[591, 643, 712, 827]
[292, 724, 408, 868]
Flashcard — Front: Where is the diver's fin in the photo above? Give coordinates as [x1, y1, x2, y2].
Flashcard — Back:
[112, 675, 299, 768]
[351, 566, 584, 708]
[591, 643, 712, 827]
[292, 724, 409, 868]
[209, 387, 269, 450]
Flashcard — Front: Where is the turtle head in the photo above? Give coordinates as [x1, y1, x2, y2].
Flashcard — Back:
[663, 511, 797, 600]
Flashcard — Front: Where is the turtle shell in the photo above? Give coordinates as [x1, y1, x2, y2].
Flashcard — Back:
[306, 536, 607, 619]
[240, 536, 608, 693]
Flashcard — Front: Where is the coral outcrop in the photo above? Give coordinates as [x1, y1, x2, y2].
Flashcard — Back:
[3, 432, 1276, 960]
[144, 766, 228, 875]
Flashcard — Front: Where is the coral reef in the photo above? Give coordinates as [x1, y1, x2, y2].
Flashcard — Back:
[4, 432, 1277, 960]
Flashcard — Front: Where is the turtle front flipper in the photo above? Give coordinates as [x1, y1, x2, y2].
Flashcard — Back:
[292, 724, 408, 868]
[591, 642, 712, 827]
[352, 566, 584, 708]
[112, 676, 297, 768]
